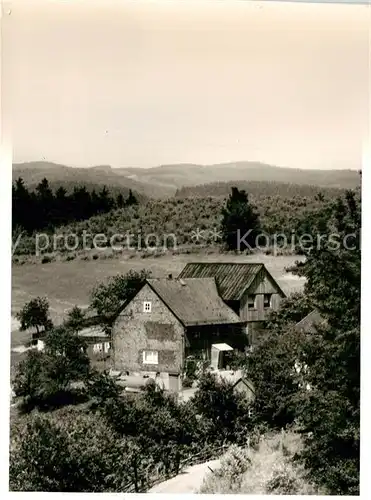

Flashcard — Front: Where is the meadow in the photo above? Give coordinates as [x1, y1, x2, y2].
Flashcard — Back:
[11, 251, 305, 344]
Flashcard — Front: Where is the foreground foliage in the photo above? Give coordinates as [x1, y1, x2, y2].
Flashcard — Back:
[199, 431, 323, 495]
[10, 410, 140, 492]
[247, 189, 360, 494]
[10, 372, 253, 492]
[13, 327, 90, 410]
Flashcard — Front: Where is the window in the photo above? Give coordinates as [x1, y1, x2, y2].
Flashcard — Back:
[143, 301, 152, 313]
[143, 350, 158, 365]
[248, 407, 254, 418]
[264, 294, 272, 308]
[247, 295, 256, 310]
[93, 343, 103, 353]
[104, 342, 110, 353]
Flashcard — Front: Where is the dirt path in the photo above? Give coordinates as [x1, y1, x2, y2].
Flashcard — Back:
[147, 459, 221, 494]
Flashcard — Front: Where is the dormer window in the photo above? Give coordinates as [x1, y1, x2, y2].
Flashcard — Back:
[143, 301, 152, 313]
[247, 295, 256, 310]
[264, 294, 272, 308]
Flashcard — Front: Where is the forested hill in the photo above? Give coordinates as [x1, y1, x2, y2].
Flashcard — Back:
[175, 181, 349, 199]
[13, 161, 360, 199]
[12, 162, 171, 199]
[118, 162, 360, 190]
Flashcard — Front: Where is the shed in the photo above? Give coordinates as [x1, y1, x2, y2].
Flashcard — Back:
[77, 325, 111, 355]
[211, 343, 234, 370]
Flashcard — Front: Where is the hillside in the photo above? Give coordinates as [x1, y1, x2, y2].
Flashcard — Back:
[12, 162, 171, 199]
[13, 183, 342, 258]
[117, 161, 360, 190]
[174, 180, 347, 199]
[13, 161, 360, 200]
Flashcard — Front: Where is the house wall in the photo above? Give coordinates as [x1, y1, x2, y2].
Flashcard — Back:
[239, 269, 283, 323]
[85, 338, 111, 359]
[112, 284, 185, 376]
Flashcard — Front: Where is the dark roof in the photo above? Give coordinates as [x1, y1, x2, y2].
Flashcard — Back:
[178, 262, 285, 300]
[295, 310, 326, 334]
[147, 278, 241, 326]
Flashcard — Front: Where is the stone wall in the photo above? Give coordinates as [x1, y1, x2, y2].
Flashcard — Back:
[111, 284, 184, 374]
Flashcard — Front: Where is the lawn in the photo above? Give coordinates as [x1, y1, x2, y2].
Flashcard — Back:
[11, 250, 305, 347]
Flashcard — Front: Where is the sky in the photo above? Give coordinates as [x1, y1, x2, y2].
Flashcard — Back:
[5, 0, 370, 169]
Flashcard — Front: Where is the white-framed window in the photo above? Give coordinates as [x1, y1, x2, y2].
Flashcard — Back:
[248, 407, 254, 418]
[142, 350, 158, 365]
[143, 301, 152, 313]
[104, 342, 110, 353]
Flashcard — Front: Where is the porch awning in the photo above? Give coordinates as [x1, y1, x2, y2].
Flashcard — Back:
[211, 343, 233, 351]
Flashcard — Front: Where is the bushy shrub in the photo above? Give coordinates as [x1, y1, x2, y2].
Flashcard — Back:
[13, 327, 90, 411]
[199, 445, 251, 493]
[182, 377, 193, 388]
[9, 410, 137, 492]
[191, 372, 252, 443]
[199, 431, 322, 495]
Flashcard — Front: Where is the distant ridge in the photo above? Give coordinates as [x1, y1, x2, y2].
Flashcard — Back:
[13, 160, 360, 198]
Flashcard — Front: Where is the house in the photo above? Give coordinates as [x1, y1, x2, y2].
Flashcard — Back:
[111, 277, 244, 391]
[110, 263, 286, 391]
[77, 325, 111, 357]
[178, 262, 286, 342]
[216, 369, 256, 403]
[295, 309, 326, 334]
[233, 378, 255, 404]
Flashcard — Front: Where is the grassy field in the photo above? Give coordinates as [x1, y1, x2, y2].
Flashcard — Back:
[11, 251, 305, 347]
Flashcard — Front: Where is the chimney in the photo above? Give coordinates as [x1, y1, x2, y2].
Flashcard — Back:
[168, 274, 173, 280]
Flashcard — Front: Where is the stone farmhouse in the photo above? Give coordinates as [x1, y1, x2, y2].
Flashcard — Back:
[106, 262, 286, 391]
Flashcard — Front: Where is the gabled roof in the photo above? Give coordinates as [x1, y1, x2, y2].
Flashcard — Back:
[295, 310, 326, 334]
[146, 278, 241, 327]
[178, 262, 285, 300]
[77, 325, 109, 339]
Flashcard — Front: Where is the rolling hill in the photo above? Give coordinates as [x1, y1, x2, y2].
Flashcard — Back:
[13, 161, 360, 199]
[12, 162, 168, 199]
[117, 161, 360, 191]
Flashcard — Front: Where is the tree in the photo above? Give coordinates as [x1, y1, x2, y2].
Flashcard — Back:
[9, 412, 135, 492]
[64, 305, 86, 331]
[265, 292, 313, 334]
[116, 193, 125, 208]
[290, 190, 360, 494]
[243, 190, 360, 494]
[12, 177, 33, 232]
[90, 269, 151, 322]
[191, 372, 252, 443]
[13, 326, 90, 410]
[246, 327, 307, 428]
[221, 187, 260, 251]
[35, 178, 55, 229]
[126, 189, 138, 206]
[16, 297, 53, 336]
[97, 186, 113, 213]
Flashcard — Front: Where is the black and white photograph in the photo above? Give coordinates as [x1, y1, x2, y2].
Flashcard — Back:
[3, 0, 367, 494]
